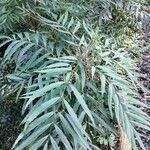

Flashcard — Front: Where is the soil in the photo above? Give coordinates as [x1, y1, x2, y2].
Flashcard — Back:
[0, 99, 23, 150]
[137, 48, 150, 150]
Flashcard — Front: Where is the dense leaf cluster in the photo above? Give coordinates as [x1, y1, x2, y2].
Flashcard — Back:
[0, 0, 150, 150]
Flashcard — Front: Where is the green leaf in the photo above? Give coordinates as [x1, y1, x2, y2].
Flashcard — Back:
[6, 74, 23, 82]
[37, 73, 43, 89]
[92, 112, 116, 134]
[79, 34, 85, 46]
[131, 121, 150, 131]
[30, 135, 48, 150]
[4, 40, 19, 57]
[50, 136, 60, 150]
[83, 21, 91, 37]
[43, 141, 49, 150]
[69, 85, 94, 125]
[59, 113, 75, 135]
[30, 53, 50, 69]
[108, 83, 114, 118]
[15, 124, 51, 150]
[25, 97, 58, 123]
[100, 74, 106, 97]
[0, 39, 12, 48]
[6, 41, 27, 60]
[55, 124, 73, 150]
[67, 17, 74, 29]
[128, 112, 149, 126]
[21, 48, 43, 71]
[78, 62, 86, 91]
[64, 100, 91, 141]
[24, 112, 54, 132]
[73, 21, 81, 34]
[12, 133, 24, 149]
[91, 66, 96, 79]
[18, 43, 35, 63]
[24, 82, 64, 109]
[16, 80, 25, 102]
[134, 129, 146, 150]
[44, 63, 70, 69]
[36, 67, 72, 74]
[113, 94, 120, 123]
[62, 11, 68, 25]
[66, 115, 91, 149]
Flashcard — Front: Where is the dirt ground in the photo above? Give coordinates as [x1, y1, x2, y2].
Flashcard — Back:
[0, 99, 23, 150]
[138, 48, 150, 150]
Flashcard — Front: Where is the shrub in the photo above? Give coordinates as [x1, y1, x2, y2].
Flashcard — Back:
[0, 0, 149, 150]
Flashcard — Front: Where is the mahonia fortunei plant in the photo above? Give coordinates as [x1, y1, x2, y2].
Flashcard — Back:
[0, 0, 150, 150]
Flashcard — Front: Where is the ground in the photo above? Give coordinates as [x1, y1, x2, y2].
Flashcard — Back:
[138, 49, 150, 149]
[0, 99, 23, 150]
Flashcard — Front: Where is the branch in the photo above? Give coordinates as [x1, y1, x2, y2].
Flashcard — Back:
[34, 0, 41, 31]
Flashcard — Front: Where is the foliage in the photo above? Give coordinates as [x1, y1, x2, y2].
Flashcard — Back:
[0, 0, 150, 150]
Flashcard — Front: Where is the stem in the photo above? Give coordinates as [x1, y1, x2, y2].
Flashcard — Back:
[34, 0, 41, 32]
